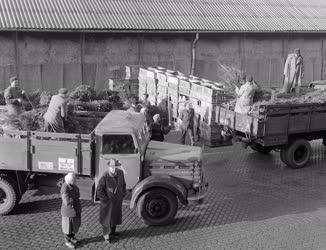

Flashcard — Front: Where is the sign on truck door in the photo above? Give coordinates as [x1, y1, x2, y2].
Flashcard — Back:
[98, 134, 141, 189]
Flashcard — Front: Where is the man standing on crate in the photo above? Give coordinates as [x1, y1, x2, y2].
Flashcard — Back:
[4, 76, 27, 116]
[43, 88, 68, 133]
[179, 102, 195, 146]
[282, 48, 304, 94]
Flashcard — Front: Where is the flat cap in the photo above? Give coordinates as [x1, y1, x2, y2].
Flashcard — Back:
[58, 88, 68, 95]
[9, 76, 17, 83]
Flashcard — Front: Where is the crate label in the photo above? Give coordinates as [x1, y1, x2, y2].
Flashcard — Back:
[38, 161, 54, 170]
[58, 158, 75, 171]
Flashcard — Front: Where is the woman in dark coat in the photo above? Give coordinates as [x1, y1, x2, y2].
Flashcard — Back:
[61, 173, 82, 249]
[150, 114, 171, 142]
[96, 159, 126, 243]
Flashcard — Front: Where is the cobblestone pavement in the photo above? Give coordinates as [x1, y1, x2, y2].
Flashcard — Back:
[2, 132, 326, 249]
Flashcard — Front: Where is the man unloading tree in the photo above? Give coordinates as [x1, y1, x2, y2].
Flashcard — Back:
[234, 75, 259, 114]
[4, 76, 27, 116]
[43, 88, 68, 133]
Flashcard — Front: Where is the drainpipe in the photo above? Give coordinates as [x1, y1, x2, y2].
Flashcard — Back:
[190, 33, 199, 76]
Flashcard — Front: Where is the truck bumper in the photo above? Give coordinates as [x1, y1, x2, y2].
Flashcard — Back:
[187, 182, 208, 202]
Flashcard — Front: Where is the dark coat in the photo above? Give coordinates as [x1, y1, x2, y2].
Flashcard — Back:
[60, 182, 82, 218]
[150, 122, 171, 142]
[96, 169, 126, 227]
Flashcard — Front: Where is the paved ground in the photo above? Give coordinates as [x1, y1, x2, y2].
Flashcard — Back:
[2, 132, 326, 249]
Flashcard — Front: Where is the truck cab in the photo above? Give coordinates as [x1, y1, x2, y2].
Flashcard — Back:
[94, 110, 207, 225]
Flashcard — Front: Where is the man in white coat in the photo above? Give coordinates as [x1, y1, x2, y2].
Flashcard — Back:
[234, 75, 259, 114]
[282, 48, 304, 94]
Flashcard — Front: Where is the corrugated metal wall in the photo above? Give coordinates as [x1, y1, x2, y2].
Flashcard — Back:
[0, 31, 325, 93]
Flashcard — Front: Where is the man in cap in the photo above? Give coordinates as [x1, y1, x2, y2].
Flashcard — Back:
[282, 48, 304, 94]
[4, 76, 27, 116]
[234, 75, 259, 114]
[43, 88, 68, 133]
[96, 159, 126, 243]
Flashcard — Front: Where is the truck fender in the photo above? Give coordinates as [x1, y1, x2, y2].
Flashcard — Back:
[130, 175, 188, 209]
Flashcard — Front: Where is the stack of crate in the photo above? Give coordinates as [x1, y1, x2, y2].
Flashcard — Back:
[156, 68, 168, 106]
[199, 79, 228, 146]
[145, 67, 157, 105]
[108, 66, 140, 102]
[125, 65, 140, 97]
[166, 71, 179, 120]
[138, 67, 150, 101]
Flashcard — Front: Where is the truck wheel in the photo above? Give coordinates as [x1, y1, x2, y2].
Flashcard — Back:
[249, 143, 273, 154]
[282, 139, 312, 169]
[0, 176, 18, 215]
[136, 188, 178, 226]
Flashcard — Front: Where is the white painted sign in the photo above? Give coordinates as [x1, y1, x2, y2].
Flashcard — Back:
[58, 158, 75, 171]
[38, 161, 54, 170]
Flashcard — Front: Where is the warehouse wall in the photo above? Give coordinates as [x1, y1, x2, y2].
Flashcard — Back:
[0, 31, 324, 92]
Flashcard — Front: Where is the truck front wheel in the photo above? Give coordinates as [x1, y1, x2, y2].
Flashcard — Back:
[136, 188, 178, 226]
[281, 139, 312, 169]
[0, 176, 18, 215]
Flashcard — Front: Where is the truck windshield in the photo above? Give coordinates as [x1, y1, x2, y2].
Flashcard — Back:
[102, 134, 136, 154]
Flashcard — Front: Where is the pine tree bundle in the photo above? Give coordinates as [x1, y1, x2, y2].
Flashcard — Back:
[69, 85, 96, 102]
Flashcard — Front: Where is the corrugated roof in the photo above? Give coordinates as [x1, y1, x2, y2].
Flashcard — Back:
[0, 0, 326, 32]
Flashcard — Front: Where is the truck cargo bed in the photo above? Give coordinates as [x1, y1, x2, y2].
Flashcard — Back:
[216, 103, 326, 146]
[0, 130, 94, 176]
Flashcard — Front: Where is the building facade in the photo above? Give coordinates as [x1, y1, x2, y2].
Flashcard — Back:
[0, 0, 325, 91]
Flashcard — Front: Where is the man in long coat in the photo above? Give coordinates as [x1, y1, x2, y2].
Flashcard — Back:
[282, 48, 304, 94]
[96, 159, 126, 243]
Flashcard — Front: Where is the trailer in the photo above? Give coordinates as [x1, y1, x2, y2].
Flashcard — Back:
[216, 103, 326, 169]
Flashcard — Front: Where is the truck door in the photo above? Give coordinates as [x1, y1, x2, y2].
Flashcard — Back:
[98, 134, 140, 189]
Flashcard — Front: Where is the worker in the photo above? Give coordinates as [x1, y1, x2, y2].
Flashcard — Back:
[43, 88, 68, 133]
[141, 93, 151, 109]
[4, 76, 26, 116]
[150, 114, 171, 142]
[140, 107, 152, 126]
[127, 95, 141, 112]
[234, 75, 259, 114]
[282, 48, 304, 94]
[179, 102, 195, 146]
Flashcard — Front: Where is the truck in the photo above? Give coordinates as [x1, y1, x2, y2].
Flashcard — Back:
[216, 103, 326, 169]
[0, 110, 208, 225]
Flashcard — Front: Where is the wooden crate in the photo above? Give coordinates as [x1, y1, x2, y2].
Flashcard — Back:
[201, 86, 225, 104]
[179, 78, 191, 96]
[157, 71, 167, 84]
[167, 75, 179, 90]
[190, 82, 202, 99]
[157, 85, 168, 98]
